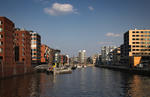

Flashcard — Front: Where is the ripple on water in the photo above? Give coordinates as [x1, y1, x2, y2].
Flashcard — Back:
[1, 67, 150, 97]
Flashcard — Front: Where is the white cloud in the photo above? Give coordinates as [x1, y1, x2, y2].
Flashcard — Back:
[44, 3, 77, 16]
[106, 32, 121, 37]
[88, 6, 94, 11]
[99, 41, 114, 45]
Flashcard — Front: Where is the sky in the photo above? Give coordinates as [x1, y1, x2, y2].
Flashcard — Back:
[1, 0, 150, 57]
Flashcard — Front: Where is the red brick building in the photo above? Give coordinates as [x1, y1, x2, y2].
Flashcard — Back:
[0, 17, 15, 66]
[41, 44, 51, 64]
[0, 17, 33, 78]
[14, 28, 31, 66]
[0, 17, 15, 77]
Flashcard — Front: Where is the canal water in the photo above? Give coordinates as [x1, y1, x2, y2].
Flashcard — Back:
[1, 67, 150, 97]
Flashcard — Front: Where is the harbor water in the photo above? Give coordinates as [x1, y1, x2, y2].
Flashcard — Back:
[1, 67, 150, 97]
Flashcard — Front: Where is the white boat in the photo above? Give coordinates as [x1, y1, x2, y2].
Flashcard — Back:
[77, 65, 82, 68]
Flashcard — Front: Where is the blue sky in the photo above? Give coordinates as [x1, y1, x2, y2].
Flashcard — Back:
[1, 0, 150, 57]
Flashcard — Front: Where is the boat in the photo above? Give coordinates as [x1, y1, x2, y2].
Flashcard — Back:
[55, 68, 72, 74]
[71, 66, 77, 70]
[77, 65, 82, 68]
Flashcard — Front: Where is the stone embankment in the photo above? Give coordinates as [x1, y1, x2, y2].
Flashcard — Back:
[96, 64, 150, 76]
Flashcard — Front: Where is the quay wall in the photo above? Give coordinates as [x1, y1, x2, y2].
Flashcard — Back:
[0, 64, 33, 79]
[96, 64, 150, 76]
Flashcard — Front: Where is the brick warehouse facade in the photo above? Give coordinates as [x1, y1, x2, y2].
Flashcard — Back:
[41, 44, 51, 64]
[14, 28, 31, 66]
[0, 17, 32, 78]
[0, 17, 15, 78]
[0, 17, 15, 66]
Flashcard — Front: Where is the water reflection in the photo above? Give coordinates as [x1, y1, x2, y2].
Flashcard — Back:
[121, 74, 150, 97]
[0, 73, 40, 97]
[0, 67, 150, 97]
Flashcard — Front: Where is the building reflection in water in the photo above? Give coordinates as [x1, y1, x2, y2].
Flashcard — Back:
[121, 73, 150, 97]
[1, 67, 150, 97]
[128, 75, 150, 97]
[0, 73, 41, 97]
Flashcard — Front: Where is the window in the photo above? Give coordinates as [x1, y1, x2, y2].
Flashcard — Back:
[141, 31, 143, 33]
[136, 31, 139, 33]
[132, 35, 135, 37]
[141, 35, 144, 37]
[0, 48, 3, 53]
[141, 38, 144, 40]
[22, 48, 24, 52]
[33, 53, 36, 55]
[132, 42, 135, 44]
[0, 34, 3, 39]
[133, 31, 135, 33]
[133, 45, 135, 47]
[133, 49, 135, 51]
[136, 35, 139, 37]
[22, 52, 24, 56]
[144, 53, 148, 55]
[0, 21, 1, 25]
[22, 33, 24, 37]
[144, 31, 147, 33]
[0, 28, 2, 32]
[0, 41, 3, 45]
[32, 38, 36, 40]
[136, 38, 139, 40]
[31, 41, 36, 44]
[132, 38, 135, 40]
[141, 42, 144, 44]
[22, 39, 24, 42]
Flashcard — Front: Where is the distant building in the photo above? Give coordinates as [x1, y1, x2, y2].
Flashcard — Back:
[54, 49, 61, 67]
[95, 54, 102, 66]
[121, 29, 150, 67]
[60, 55, 68, 65]
[70, 56, 78, 64]
[66, 55, 69, 65]
[92, 54, 99, 64]
[78, 50, 86, 64]
[30, 31, 41, 65]
[86, 57, 93, 64]
[101, 46, 116, 64]
[0, 17, 15, 66]
[14, 28, 31, 66]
